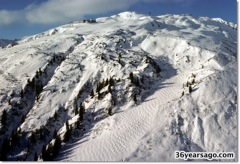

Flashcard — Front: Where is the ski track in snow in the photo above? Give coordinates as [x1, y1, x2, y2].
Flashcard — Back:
[62, 72, 187, 161]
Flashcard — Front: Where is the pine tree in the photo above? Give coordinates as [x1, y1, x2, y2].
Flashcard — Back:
[36, 82, 43, 96]
[64, 125, 72, 142]
[53, 134, 62, 157]
[41, 145, 47, 161]
[112, 98, 116, 106]
[49, 59, 53, 66]
[129, 72, 134, 83]
[189, 85, 192, 93]
[52, 56, 56, 63]
[20, 89, 24, 99]
[109, 77, 114, 86]
[46, 143, 53, 160]
[63, 120, 71, 142]
[102, 79, 105, 87]
[181, 91, 184, 98]
[105, 78, 109, 86]
[53, 130, 58, 138]
[135, 77, 140, 87]
[1, 110, 7, 126]
[26, 143, 31, 154]
[8, 99, 11, 106]
[38, 68, 42, 76]
[98, 82, 101, 92]
[76, 117, 81, 129]
[30, 132, 37, 144]
[141, 76, 145, 84]
[20, 115, 25, 124]
[90, 89, 94, 98]
[65, 120, 69, 131]
[17, 127, 22, 134]
[34, 152, 38, 161]
[36, 71, 39, 79]
[192, 78, 195, 84]
[27, 78, 31, 84]
[156, 66, 161, 74]
[30, 78, 35, 89]
[11, 131, 19, 146]
[74, 99, 78, 115]
[54, 111, 58, 121]
[0, 138, 9, 161]
[96, 84, 100, 93]
[39, 127, 45, 141]
[79, 103, 85, 121]
[108, 85, 112, 94]
[108, 108, 112, 116]
[133, 94, 137, 102]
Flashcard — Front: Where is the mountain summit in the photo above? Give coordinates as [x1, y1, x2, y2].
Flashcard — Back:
[0, 12, 237, 161]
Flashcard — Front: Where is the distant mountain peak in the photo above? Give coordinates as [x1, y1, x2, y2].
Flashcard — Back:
[0, 39, 14, 48]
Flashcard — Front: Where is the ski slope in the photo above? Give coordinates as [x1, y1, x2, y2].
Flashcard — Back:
[59, 71, 186, 161]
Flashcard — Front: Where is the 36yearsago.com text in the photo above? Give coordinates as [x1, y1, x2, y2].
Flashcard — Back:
[175, 151, 235, 161]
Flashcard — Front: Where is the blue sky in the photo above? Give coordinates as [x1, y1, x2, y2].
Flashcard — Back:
[0, 0, 237, 39]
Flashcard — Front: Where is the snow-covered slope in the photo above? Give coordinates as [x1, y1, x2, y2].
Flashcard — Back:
[0, 12, 237, 161]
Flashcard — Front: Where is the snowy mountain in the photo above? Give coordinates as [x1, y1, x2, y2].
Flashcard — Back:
[0, 12, 237, 161]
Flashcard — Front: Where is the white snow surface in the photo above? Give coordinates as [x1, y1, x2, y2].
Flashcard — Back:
[0, 12, 237, 161]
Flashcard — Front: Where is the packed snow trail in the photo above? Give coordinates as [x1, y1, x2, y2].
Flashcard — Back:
[61, 72, 187, 161]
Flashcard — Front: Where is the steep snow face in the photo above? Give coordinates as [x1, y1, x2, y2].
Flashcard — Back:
[0, 12, 237, 161]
